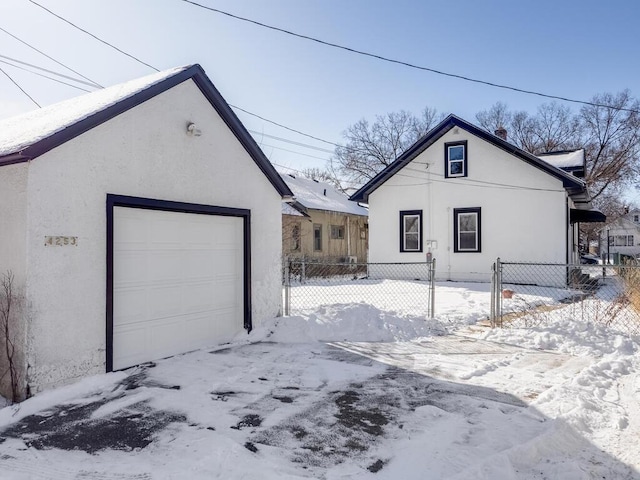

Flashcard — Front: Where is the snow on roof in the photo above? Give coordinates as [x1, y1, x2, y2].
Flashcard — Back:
[282, 202, 304, 216]
[0, 66, 190, 157]
[537, 149, 584, 169]
[280, 174, 368, 216]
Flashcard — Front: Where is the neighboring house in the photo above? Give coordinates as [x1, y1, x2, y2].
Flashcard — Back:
[281, 174, 368, 262]
[350, 115, 604, 282]
[0, 64, 292, 399]
[601, 211, 640, 259]
[537, 149, 585, 178]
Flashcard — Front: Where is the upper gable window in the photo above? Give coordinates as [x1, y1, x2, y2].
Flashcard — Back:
[445, 141, 468, 178]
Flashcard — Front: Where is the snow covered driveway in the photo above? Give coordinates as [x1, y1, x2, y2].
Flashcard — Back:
[0, 306, 638, 479]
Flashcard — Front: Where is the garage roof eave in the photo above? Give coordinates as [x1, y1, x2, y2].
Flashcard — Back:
[0, 64, 292, 198]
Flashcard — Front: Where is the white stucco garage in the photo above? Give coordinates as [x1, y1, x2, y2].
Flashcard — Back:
[0, 65, 292, 399]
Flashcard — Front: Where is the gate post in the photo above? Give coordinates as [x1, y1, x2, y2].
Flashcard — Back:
[284, 259, 291, 316]
[490, 261, 496, 328]
[496, 257, 503, 328]
[429, 258, 436, 319]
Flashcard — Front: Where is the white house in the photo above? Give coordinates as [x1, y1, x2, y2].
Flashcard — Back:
[601, 210, 640, 260]
[350, 115, 604, 282]
[0, 64, 292, 399]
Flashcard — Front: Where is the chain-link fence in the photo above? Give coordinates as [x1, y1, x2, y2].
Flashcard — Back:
[283, 259, 436, 318]
[490, 259, 640, 336]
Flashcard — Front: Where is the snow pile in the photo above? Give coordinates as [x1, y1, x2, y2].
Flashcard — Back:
[481, 317, 638, 357]
[249, 303, 447, 343]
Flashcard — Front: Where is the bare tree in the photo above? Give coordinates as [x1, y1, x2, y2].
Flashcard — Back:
[0, 271, 19, 403]
[299, 167, 343, 190]
[477, 94, 640, 205]
[330, 107, 443, 186]
[580, 90, 640, 202]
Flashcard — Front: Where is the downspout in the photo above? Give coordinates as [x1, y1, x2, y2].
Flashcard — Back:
[347, 217, 351, 257]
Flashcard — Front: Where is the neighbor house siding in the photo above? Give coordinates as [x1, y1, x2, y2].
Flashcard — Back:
[21, 79, 283, 392]
[368, 129, 567, 281]
[283, 210, 367, 262]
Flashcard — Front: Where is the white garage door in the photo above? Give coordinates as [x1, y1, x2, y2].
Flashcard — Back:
[112, 207, 244, 370]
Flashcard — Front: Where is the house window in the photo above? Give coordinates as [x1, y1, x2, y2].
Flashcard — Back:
[611, 235, 634, 246]
[400, 210, 422, 252]
[634, 215, 639, 223]
[313, 224, 322, 251]
[454, 208, 481, 252]
[445, 141, 468, 178]
[330, 225, 345, 240]
[291, 224, 300, 251]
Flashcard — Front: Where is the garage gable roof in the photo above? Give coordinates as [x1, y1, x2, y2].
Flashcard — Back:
[350, 114, 586, 202]
[0, 64, 292, 197]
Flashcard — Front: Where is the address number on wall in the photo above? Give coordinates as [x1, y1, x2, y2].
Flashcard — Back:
[44, 236, 78, 247]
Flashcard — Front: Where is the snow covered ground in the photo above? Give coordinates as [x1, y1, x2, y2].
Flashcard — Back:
[0, 283, 639, 479]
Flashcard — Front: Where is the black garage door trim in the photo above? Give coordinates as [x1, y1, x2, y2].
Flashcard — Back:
[106, 194, 252, 372]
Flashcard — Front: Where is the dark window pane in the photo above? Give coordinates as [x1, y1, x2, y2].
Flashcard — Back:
[449, 145, 464, 161]
[459, 213, 476, 231]
[405, 234, 419, 251]
[459, 232, 476, 250]
[449, 160, 463, 175]
[405, 216, 419, 233]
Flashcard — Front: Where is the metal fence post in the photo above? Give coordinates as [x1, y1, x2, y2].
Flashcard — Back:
[284, 258, 291, 316]
[430, 258, 436, 319]
[496, 257, 503, 327]
[301, 259, 306, 285]
[490, 261, 496, 328]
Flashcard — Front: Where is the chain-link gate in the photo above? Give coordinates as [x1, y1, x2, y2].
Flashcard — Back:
[491, 258, 640, 336]
[283, 259, 436, 319]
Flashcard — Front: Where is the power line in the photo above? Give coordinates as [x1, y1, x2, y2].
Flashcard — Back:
[0, 25, 102, 88]
[0, 65, 40, 107]
[24, 0, 346, 153]
[231, 104, 341, 147]
[259, 142, 331, 162]
[181, 0, 640, 115]
[0, 54, 100, 88]
[27, 0, 159, 72]
[0, 58, 92, 92]
[248, 129, 334, 153]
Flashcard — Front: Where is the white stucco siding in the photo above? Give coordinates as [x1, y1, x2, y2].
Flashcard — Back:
[369, 129, 568, 281]
[0, 163, 28, 284]
[0, 163, 29, 399]
[23, 79, 283, 391]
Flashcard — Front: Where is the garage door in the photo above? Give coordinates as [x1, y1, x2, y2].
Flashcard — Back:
[112, 206, 244, 370]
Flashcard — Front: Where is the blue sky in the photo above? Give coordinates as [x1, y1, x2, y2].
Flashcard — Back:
[1, 0, 639, 177]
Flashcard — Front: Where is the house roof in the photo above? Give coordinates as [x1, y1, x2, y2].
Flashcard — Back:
[282, 202, 306, 217]
[281, 173, 368, 217]
[537, 149, 585, 170]
[0, 64, 292, 198]
[350, 114, 588, 203]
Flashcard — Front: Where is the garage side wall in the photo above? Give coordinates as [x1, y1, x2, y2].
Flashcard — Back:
[24, 80, 283, 392]
[0, 163, 29, 400]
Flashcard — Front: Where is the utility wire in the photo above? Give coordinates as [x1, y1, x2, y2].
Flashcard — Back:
[0, 25, 102, 88]
[0, 65, 40, 107]
[232, 104, 341, 147]
[0, 54, 100, 88]
[27, 0, 159, 72]
[181, 0, 640, 115]
[0, 58, 92, 92]
[24, 0, 345, 153]
[248, 129, 335, 153]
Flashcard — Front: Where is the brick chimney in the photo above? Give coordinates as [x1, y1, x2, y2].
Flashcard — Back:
[494, 127, 507, 141]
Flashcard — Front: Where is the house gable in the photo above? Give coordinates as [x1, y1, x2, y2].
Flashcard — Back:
[350, 114, 586, 203]
[0, 64, 292, 198]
